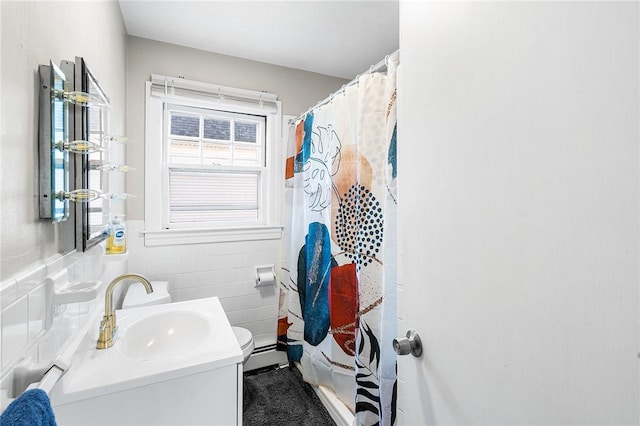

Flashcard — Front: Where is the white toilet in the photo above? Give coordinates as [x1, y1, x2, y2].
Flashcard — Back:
[232, 326, 255, 365]
[121, 281, 255, 364]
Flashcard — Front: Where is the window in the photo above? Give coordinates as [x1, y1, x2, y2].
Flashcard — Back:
[144, 76, 283, 246]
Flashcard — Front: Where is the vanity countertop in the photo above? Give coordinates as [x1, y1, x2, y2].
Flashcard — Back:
[51, 297, 242, 405]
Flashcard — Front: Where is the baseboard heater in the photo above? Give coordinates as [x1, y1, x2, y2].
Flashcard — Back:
[253, 344, 278, 354]
[244, 344, 288, 372]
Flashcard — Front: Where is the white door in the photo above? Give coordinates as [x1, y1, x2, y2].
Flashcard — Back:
[396, 2, 639, 425]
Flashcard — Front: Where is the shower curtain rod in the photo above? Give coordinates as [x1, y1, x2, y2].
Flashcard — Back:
[290, 49, 399, 125]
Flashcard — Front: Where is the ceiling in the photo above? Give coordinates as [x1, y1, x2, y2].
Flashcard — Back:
[118, 0, 399, 80]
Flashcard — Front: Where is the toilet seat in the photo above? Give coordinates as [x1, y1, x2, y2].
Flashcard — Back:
[232, 327, 253, 350]
[232, 326, 255, 364]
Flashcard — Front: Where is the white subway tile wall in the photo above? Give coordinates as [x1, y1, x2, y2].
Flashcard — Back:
[126, 220, 282, 349]
[1, 297, 28, 371]
[0, 220, 283, 409]
[15, 265, 46, 299]
[0, 279, 17, 311]
[0, 248, 105, 410]
[27, 285, 46, 341]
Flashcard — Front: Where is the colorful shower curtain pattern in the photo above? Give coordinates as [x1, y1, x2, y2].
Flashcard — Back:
[278, 56, 398, 426]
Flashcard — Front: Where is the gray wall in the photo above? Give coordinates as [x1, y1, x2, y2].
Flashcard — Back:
[0, 1, 127, 280]
[126, 36, 348, 220]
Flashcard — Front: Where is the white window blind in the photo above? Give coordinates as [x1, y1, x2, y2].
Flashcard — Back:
[168, 169, 260, 223]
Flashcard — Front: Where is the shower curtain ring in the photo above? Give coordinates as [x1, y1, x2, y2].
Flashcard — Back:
[385, 55, 390, 66]
[369, 65, 374, 75]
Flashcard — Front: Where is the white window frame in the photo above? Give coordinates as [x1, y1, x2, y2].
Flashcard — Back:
[144, 75, 284, 246]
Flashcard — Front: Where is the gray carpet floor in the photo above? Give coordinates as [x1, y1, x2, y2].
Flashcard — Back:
[243, 364, 337, 426]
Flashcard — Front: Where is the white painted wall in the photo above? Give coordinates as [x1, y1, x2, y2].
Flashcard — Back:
[398, 1, 639, 424]
[0, 1, 127, 280]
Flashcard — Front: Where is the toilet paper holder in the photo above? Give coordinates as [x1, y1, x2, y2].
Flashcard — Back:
[254, 265, 276, 287]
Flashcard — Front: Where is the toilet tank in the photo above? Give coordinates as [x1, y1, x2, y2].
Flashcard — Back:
[122, 281, 171, 309]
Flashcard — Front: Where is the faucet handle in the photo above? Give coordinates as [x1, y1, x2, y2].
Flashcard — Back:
[108, 310, 116, 331]
[96, 317, 114, 349]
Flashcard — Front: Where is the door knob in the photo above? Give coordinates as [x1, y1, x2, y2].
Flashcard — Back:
[393, 330, 423, 357]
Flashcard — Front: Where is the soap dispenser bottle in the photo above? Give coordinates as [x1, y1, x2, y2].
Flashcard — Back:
[106, 216, 126, 254]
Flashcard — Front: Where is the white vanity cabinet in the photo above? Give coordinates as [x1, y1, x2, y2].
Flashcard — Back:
[53, 362, 243, 425]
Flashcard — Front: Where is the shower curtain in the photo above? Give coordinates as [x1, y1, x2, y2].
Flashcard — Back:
[278, 55, 398, 426]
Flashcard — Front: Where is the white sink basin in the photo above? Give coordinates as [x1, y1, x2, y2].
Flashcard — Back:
[120, 310, 213, 361]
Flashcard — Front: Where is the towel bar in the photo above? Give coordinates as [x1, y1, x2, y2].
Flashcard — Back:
[24, 358, 70, 396]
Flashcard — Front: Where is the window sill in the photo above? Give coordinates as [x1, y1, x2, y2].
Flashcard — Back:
[143, 225, 283, 247]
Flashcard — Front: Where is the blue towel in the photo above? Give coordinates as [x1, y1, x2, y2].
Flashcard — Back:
[0, 389, 56, 426]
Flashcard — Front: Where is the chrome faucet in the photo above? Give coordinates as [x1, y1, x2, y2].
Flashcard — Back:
[96, 273, 154, 349]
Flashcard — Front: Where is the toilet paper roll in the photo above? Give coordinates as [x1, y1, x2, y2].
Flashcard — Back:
[255, 266, 276, 287]
[256, 271, 275, 286]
